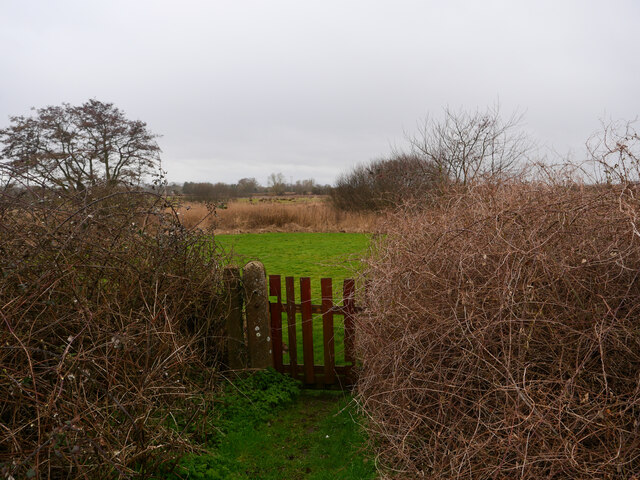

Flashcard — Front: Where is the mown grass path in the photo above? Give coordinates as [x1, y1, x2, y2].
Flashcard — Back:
[161, 371, 376, 480]
[186, 233, 377, 479]
[215, 391, 376, 480]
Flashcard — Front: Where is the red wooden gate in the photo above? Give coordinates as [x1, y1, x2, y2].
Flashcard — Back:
[268, 275, 356, 388]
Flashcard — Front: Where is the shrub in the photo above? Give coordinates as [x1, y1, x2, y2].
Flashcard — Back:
[331, 106, 531, 213]
[330, 153, 442, 212]
[356, 181, 640, 479]
[0, 179, 228, 478]
[183, 181, 237, 202]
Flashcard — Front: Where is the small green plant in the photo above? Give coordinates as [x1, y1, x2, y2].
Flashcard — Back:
[159, 369, 301, 479]
[159, 453, 239, 480]
[216, 368, 302, 431]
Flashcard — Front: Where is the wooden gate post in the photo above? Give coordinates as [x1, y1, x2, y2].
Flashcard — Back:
[243, 261, 273, 369]
[223, 266, 246, 370]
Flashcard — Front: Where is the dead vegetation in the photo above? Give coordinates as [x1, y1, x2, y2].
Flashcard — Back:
[178, 198, 380, 233]
[0, 180, 228, 478]
[356, 179, 640, 479]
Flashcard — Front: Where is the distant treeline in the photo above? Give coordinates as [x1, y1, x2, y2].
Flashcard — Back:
[179, 176, 332, 201]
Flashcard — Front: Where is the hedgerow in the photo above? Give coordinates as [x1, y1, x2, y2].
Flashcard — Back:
[357, 180, 640, 479]
[0, 178, 227, 478]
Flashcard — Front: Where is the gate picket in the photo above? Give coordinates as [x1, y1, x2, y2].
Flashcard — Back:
[268, 275, 284, 372]
[267, 275, 357, 389]
[284, 276, 298, 378]
[300, 277, 315, 384]
[321, 278, 336, 385]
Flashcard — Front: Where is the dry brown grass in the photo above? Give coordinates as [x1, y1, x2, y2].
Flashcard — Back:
[177, 198, 380, 233]
[356, 181, 640, 479]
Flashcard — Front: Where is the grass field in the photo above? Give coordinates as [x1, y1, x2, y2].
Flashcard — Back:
[214, 232, 371, 368]
[214, 232, 369, 291]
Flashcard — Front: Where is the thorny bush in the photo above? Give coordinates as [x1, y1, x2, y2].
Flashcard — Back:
[0, 173, 227, 478]
[357, 179, 640, 479]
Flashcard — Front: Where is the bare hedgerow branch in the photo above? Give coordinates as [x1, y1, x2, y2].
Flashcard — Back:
[0, 166, 227, 478]
[356, 178, 640, 479]
[408, 104, 533, 185]
[586, 118, 640, 184]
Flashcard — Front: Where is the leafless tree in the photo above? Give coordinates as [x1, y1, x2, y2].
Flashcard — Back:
[586, 118, 640, 184]
[268, 172, 286, 195]
[292, 178, 316, 194]
[237, 177, 260, 196]
[0, 99, 161, 191]
[408, 104, 532, 185]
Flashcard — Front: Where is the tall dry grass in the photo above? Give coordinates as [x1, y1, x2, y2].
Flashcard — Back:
[177, 198, 380, 233]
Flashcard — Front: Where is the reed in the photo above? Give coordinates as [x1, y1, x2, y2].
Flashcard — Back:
[177, 198, 380, 233]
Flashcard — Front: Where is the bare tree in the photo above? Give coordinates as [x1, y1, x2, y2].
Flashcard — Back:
[268, 172, 286, 195]
[408, 105, 532, 185]
[586, 118, 640, 184]
[0, 99, 161, 191]
[293, 178, 316, 195]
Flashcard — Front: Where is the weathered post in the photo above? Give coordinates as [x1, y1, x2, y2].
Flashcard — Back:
[223, 266, 246, 370]
[243, 261, 273, 368]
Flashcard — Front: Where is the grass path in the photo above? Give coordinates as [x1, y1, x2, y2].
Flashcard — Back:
[215, 391, 376, 479]
[183, 233, 377, 479]
[162, 370, 376, 480]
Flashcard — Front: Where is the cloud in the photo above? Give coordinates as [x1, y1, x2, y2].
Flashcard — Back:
[1, 0, 639, 185]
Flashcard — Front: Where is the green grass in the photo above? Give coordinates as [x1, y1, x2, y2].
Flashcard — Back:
[157, 235, 377, 479]
[214, 232, 369, 292]
[160, 369, 376, 480]
[214, 233, 370, 365]
[209, 392, 374, 480]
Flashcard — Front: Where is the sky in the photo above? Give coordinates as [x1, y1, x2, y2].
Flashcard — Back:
[1, 0, 639, 186]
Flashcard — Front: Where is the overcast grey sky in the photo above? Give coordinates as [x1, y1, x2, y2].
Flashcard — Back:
[1, 0, 638, 186]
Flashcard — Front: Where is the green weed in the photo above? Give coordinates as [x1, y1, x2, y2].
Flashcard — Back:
[158, 369, 301, 479]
